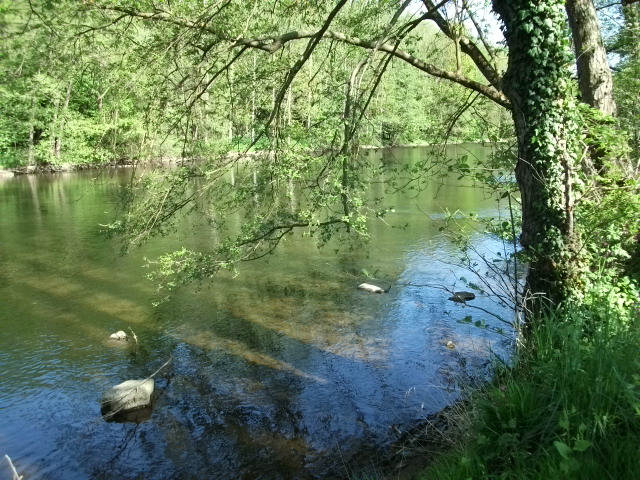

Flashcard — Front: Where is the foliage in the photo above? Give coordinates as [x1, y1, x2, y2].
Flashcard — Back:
[576, 165, 640, 317]
[2, 0, 637, 311]
[0, 1, 505, 173]
[424, 298, 640, 479]
[0, 1, 185, 167]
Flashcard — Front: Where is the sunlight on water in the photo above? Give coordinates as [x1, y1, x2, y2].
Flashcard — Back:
[0, 145, 516, 479]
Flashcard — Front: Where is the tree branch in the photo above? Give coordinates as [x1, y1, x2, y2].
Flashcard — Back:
[235, 30, 511, 109]
[262, 0, 350, 139]
[94, 1, 509, 109]
[461, 0, 499, 67]
[421, 0, 502, 88]
[94, 5, 223, 39]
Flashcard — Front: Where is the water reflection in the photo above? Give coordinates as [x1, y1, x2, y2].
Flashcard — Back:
[0, 146, 514, 479]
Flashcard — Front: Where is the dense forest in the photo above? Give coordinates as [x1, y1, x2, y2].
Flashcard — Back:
[0, 0, 510, 168]
[2, 0, 638, 306]
[2, 0, 640, 478]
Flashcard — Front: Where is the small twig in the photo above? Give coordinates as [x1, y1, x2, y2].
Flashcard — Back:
[458, 302, 512, 327]
[128, 327, 139, 345]
[400, 282, 512, 326]
[3, 455, 23, 480]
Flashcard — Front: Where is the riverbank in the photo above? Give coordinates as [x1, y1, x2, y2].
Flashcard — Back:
[414, 299, 640, 479]
[0, 161, 131, 177]
[0, 139, 510, 178]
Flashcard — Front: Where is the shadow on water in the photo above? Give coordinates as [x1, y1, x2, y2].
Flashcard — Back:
[0, 146, 515, 479]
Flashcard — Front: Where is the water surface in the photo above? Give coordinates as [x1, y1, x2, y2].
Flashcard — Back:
[0, 145, 514, 479]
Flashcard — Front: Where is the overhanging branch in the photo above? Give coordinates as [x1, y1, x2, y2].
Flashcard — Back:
[94, 1, 509, 109]
[235, 30, 511, 109]
[422, 0, 502, 88]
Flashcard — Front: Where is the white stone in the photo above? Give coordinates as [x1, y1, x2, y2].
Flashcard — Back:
[357, 283, 386, 294]
[109, 330, 128, 340]
[101, 379, 155, 414]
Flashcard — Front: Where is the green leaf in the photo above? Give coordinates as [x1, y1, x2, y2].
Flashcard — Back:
[554, 440, 572, 460]
[573, 439, 592, 452]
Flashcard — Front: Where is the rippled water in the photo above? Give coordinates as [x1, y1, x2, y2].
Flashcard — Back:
[0, 145, 514, 479]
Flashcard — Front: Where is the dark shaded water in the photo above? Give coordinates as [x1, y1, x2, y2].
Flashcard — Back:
[0, 145, 514, 479]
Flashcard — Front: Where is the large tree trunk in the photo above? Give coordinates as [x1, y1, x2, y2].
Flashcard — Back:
[567, 0, 618, 176]
[493, 0, 583, 310]
[566, 0, 617, 116]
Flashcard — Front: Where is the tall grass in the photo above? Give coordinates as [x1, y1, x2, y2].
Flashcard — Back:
[423, 301, 640, 479]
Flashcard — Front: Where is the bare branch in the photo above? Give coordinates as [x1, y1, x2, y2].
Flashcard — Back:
[421, 0, 502, 88]
[94, 5, 223, 39]
[461, 0, 499, 67]
[263, 0, 350, 138]
[3, 455, 23, 480]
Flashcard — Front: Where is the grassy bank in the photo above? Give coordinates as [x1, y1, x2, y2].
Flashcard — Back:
[420, 301, 640, 479]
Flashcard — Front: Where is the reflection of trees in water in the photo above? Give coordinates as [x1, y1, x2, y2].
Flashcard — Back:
[1, 153, 512, 479]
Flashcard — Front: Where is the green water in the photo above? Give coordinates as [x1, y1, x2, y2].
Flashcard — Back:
[0, 145, 514, 479]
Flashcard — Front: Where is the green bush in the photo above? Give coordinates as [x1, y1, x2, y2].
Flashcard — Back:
[424, 300, 640, 480]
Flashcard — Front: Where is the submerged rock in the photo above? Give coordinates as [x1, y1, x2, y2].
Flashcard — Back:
[101, 379, 155, 418]
[104, 405, 153, 423]
[357, 283, 388, 294]
[109, 330, 128, 340]
[448, 291, 476, 303]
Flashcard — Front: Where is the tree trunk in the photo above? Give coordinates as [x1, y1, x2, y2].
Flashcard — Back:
[493, 0, 583, 310]
[566, 0, 618, 175]
[566, 0, 617, 116]
[53, 83, 72, 160]
[28, 95, 36, 165]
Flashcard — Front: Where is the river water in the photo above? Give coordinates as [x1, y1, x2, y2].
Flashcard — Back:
[0, 145, 514, 479]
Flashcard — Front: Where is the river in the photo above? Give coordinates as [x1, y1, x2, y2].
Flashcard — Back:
[0, 145, 514, 479]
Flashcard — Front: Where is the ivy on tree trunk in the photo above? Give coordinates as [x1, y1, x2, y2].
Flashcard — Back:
[493, 0, 583, 309]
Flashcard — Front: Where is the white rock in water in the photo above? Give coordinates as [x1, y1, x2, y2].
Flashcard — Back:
[357, 283, 386, 294]
[101, 379, 155, 414]
[109, 330, 128, 340]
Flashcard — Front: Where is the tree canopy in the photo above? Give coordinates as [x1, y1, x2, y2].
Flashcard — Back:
[1, 0, 638, 316]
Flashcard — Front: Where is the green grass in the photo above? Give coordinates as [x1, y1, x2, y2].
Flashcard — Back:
[422, 302, 640, 480]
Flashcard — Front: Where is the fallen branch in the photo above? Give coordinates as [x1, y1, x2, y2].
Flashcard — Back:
[128, 327, 139, 345]
[3, 455, 23, 480]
